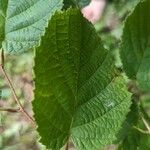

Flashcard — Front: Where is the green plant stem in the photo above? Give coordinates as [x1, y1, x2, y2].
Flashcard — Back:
[140, 103, 150, 133]
[140, 104, 150, 123]
[141, 116, 150, 133]
[133, 126, 150, 134]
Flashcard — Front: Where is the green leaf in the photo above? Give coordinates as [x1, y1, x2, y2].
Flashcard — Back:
[0, 0, 63, 53]
[116, 100, 142, 150]
[118, 123, 150, 150]
[0, 0, 7, 48]
[116, 100, 140, 142]
[76, 0, 90, 7]
[33, 9, 131, 150]
[117, 99, 150, 150]
[63, 0, 76, 9]
[139, 133, 150, 150]
[120, 0, 150, 91]
[118, 128, 140, 150]
[63, 0, 90, 8]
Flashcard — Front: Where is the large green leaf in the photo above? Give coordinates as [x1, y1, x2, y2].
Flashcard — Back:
[120, 0, 150, 91]
[33, 9, 131, 150]
[0, 0, 63, 53]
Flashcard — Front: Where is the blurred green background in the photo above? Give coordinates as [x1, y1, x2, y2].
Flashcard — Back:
[1, 0, 150, 150]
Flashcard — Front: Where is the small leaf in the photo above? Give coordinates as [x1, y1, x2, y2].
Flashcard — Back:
[63, 0, 90, 8]
[77, 0, 90, 7]
[120, 0, 150, 91]
[116, 100, 140, 142]
[33, 9, 131, 150]
[63, 0, 76, 9]
[118, 99, 150, 150]
[139, 133, 150, 150]
[0, 0, 63, 53]
[118, 128, 140, 150]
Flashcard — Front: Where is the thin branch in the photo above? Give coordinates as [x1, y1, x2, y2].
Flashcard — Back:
[0, 49, 35, 126]
[0, 65, 35, 126]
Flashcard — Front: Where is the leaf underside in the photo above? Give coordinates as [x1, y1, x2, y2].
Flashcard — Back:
[0, 0, 63, 53]
[33, 9, 131, 150]
[120, 0, 150, 91]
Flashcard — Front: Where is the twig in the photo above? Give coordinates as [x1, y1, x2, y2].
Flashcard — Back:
[0, 49, 35, 126]
[0, 65, 35, 125]
[1, 67, 35, 124]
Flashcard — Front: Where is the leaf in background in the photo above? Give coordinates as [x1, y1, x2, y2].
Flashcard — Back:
[63, 0, 90, 8]
[63, 0, 76, 9]
[117, 99, 150, 150]
[33, 9, 131, 150]
[116, 100, 140, 142]
[118, 128, 140, 150]
[120, 0, 150, 91]
[0, 0, 63, 53]
[116, 100, 140, 150]
[0, 0, 8, 48]
[76, 0, 90, 7]
[118, 121, 150, 150]
[139, 133, 150, 150]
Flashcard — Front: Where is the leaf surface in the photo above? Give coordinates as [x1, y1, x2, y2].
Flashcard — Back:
[120, 0, 150, 91]
[0, 0, 63, 52]
[33, 9, 131, 150]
